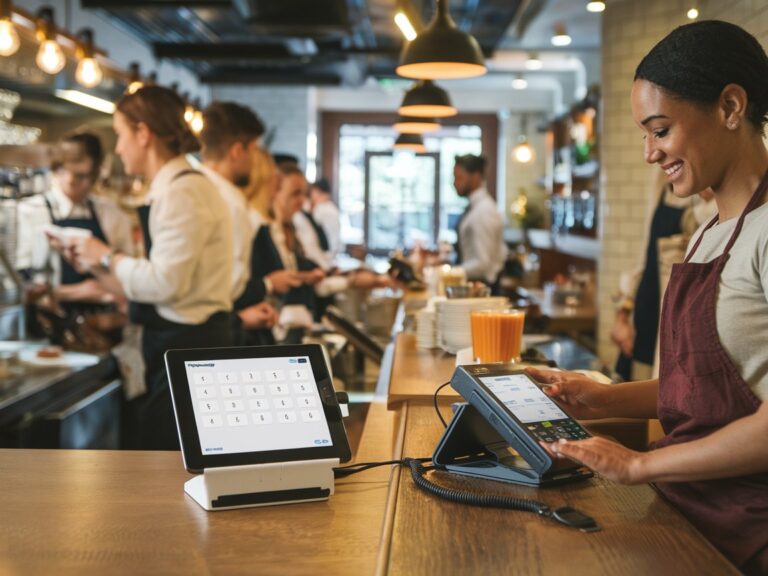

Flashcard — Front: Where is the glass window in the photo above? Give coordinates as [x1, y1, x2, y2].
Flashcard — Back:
[337, 123, 482, 251]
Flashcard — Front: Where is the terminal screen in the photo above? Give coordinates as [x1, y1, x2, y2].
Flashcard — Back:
[480, 373, 568, 424]
[184, 356, 332, 455]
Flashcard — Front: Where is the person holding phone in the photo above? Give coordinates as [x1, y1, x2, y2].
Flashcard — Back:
[528, 21, 768, 574]
[17, 132, 134, 323]
[73, 86, 234, 450]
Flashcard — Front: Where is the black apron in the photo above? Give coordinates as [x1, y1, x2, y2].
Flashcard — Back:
[303, 210, 330, 252]
[453, 204, 470, 265]
[633, 189, 685, 364]
[125, 169, 233, 450]
[44, 196, 115, 316]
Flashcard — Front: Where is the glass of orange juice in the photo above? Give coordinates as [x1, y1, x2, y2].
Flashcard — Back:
[470, 309, 526, 364]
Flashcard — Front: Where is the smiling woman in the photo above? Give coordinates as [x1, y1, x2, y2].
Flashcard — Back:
[529, 20, 768, 575]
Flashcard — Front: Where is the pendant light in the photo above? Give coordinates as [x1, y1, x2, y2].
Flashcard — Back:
[511, 74, 527, 90]
[126, 62, 143, 94]
[551, 23, 572, 47]
[394, 133, 426, 153]
[398, 80, 457, 118]
[525, 52, 543, 70]
[586, 1, 605, 12]
[393, 115, 440, 134]
[0, 0, 19, 57]
[75, 29, 103, 88]
[512, 115, 535, 164]
[35, 8, 65, 75]
[396, 0, 486, 80]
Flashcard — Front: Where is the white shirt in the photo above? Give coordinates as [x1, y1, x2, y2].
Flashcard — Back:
[115, 156, 233, 325]
[457, 186, 507, 284]
[16, 182, 135, 284]
[313, 200, 341, 256]
[198, 164, 252, 301]
[685, 200, 768, 401]
[293, 210, 333, 270]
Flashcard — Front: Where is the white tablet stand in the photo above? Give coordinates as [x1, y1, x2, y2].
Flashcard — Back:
[185, 458, 339, 511]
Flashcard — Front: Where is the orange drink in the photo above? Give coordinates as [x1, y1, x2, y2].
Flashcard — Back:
[470, 309, 526, 363]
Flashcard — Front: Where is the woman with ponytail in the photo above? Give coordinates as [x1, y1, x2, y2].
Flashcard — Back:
[528, 21, 768, 574]
[75, 86, 234, 450]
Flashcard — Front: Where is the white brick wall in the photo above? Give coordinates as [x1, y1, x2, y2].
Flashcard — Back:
[210, 85, 312, 170]
[597, 0, 768, 368]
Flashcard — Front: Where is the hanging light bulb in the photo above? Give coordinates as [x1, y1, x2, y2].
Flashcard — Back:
[513, 139, 534, 163]
[35, 8, 65, 75]
[586, 1, 605, 12]
[190, 99, 204, 134]
[525, 52, 543, 70]
[75, 29, 103, 88]
[396, 0, 486, 80]
[394, 133, 426, 153]
[0, 0, 19, 57]
[398, 79, 457, 118]
[687, 7, 699, 19]
[511, 74, 528, 90]
[394, 11, 417, 41]
[183, 94, 195, 124]
[392, 115, 440, 134]
[551, 23, 572, 47]
[126, 62, 143, 94]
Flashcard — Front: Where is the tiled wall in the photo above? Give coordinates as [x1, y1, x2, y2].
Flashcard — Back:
[210, 85, 312, 170]
[597, 0, 768, 367]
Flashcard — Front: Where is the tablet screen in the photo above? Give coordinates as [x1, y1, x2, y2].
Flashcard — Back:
[480, 373, 568, 424]
[185, 355, 333, 456]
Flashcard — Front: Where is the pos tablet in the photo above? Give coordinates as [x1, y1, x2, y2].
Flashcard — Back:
[165, 344, 351, 474]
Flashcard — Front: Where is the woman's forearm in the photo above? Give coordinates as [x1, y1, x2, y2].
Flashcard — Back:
[605, 378, 659, 419]
[637, 401, 768, 482]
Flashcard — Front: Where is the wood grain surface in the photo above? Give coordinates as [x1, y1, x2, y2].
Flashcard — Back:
[0, 403, 401, 576]
[384, 404, 738, 576]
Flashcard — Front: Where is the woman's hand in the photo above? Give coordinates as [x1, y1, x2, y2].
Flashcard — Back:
[239, 302, 279, 329]
[543, 437, 649, 484]
[525, 367, 614, 420]
[266, 270, 302, 294]
[72, 237, 111, 272]
[54, 279, 115, 303]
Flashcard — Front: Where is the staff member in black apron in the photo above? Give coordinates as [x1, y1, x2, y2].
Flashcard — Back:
[18, 132, 133, 324]
[74, 86, 234, 450]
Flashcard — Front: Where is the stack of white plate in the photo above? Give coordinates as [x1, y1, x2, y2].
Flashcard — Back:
[415, 309, 437, 349]
[436, 297, 508, 354]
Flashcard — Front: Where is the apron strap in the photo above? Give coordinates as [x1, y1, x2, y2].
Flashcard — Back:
[684, 168, 768, 263]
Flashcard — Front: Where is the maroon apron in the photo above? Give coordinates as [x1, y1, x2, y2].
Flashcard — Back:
[655, 170, 768, 572]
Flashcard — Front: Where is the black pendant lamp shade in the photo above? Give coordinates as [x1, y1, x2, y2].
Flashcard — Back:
[399, 80, 457, 118]
[394, 133, 426, 153]
[393, 115, 440, 134]
[396, 0, 487, 80]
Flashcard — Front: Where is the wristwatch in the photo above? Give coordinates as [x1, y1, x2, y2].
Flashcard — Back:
[100, 250, 114, 271]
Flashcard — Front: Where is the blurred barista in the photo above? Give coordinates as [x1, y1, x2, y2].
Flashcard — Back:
[17, 132, 133, 320]
[73, 86, 234, 450]
[198, 101, 281, 343]
[452, 154, 507, 290]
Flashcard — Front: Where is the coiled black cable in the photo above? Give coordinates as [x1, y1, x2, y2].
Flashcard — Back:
[404, 458, 550, 516]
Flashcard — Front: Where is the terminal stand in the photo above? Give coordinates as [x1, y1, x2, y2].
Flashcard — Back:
[433, 404, 592, 487]
[185, 458, 339, 511]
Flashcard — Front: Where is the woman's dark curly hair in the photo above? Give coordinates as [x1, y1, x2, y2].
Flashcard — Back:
[635, 20, 768, 131]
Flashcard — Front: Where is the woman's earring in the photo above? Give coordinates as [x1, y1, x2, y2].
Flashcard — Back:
[727, 121, 739, 130]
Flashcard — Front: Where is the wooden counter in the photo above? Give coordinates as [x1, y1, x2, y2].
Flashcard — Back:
[383, 404, 737, 575]
[0, 403, 401, 576]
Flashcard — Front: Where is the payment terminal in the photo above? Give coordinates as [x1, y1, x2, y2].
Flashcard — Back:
[435, 364, 593, 486]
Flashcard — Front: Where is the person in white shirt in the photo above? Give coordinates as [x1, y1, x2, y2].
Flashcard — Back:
[18, 132, 134, 315]
[310, 178, 342, 257]
[73, 86, 234, 450]
[198, 101, 281, 342]
[452, 154, 507, 287]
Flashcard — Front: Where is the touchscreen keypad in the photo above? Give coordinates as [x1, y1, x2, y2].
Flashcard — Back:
[525, 420, 589, 443]
[193, 369, 322, 429]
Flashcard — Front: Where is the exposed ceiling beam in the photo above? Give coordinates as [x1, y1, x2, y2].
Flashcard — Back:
[154, 43, 400, 60]
[200, 70, 343, 85]
[154, 43, 294, 60]
[82, 0, 229, 7]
